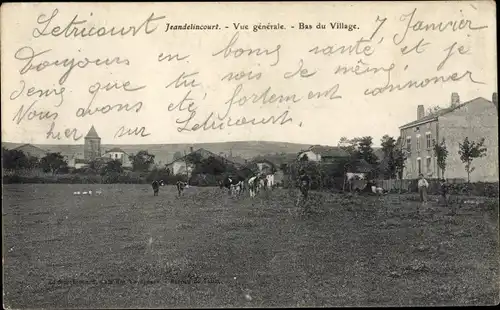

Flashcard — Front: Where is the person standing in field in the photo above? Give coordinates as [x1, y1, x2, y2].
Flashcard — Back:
[297, 169, 311, 212]
[151, 180, 160, 196]
[417, 174, 429, 211]
[439, 178, 449, 207]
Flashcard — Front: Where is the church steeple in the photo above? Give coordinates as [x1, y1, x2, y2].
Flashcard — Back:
[84, 125, 101, 161]
[85, 126, 100, 139]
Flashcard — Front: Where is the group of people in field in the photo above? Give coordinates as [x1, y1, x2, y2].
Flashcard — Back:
[149, 169, 313, 210]
[151, 171, 452, 216]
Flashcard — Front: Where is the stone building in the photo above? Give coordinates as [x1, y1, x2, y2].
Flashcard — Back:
[399, 93, 498, 182]
[84, 126, 101, 161]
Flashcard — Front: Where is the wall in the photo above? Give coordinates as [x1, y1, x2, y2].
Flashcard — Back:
[439, 98, 498, 182]
[84, 138, 101, 161]
[401, 119, 439, 179]
[256, 162, 274, 174]
[171, 161, 194, 177]
[75, 163, 88, 169]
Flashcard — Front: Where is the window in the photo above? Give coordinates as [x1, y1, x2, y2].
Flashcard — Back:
[417, 158, 422, 175]
[406, 137, 411, 153]
[426, 157, 432, 173]
[426, 132, 432, 149]
[416, 134, 421, 151]
[115, 154, 118, 159]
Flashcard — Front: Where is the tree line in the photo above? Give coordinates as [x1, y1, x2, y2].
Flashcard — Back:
[2, 134, 487, 185]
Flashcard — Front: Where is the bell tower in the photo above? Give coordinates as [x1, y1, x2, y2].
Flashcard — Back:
[84, 125, 101, 161]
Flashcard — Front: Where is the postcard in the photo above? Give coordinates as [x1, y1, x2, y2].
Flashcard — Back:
[1, 1, 498, 308]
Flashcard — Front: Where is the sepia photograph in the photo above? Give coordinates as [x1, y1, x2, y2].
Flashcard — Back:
[1, 1, 498, 308]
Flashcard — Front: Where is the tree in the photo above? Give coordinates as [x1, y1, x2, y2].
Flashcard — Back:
[458, 137, 487, 183]
[129, 150, 155, 171]
[193, 156, 227, 175]
[2, 148, 30, 171]
[185, 152, 203, 164]
[338, 137, 357, 155]
[381, 135, 397, 155]
[380, 135, 398, 179]
[355, 136, 379, 166]
[392, 148, 407, 180]
[101, 159, 123, 176]
[87, 158, 107, 174]
[40, 152, 68, 174]
[164, 167, 171, 176]
[433, 138, 449, 179]
[27, 156, 40, 170]
[339, 136, 378, 165]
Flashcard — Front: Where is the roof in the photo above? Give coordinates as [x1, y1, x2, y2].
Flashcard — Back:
[303, 145, 350, 157]
[399, 97, 491, 129]
[104, 147, 126, 153]
[85, 126, 100, 139]
[165, 148, 244, 168]
[251, 153, 297, 167]
[13, 144, 48, 157]
[225, 155, 248, 166]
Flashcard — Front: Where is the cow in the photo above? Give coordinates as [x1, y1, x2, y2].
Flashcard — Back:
[152, 180, 160, 196]
[345, 173, 367, 192]
[176, 181, 188, 196]
[260, 176, 269, 191]
[231, 181, 244, 196]
[222, 175, 244, 196]
[266, 174, 275, 189]
[248, 175, 262, 198]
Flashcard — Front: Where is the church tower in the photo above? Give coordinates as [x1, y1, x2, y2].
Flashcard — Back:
[84, 125, 101, 161]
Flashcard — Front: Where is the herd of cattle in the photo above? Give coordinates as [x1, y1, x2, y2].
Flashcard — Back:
[151, 173, 275, 198]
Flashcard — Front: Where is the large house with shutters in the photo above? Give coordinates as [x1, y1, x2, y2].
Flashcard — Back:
[398, 93, 498, 182]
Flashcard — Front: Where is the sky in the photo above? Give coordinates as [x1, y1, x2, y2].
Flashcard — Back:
[1, 2, 497, 147]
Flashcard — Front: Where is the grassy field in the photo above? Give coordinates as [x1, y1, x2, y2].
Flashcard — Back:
[3, 184, 499, 308]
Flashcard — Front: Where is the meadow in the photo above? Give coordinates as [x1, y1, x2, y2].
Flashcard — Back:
[3, 184, 499, 308]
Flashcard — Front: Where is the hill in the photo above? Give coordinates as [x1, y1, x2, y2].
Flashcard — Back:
[2, 141, 314, 166]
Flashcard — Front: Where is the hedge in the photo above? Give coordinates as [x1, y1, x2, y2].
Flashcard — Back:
[389, 180, 499, 198]
[3, 171, 498, 198]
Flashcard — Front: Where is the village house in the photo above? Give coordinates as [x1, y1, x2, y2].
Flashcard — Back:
[399, 93, 498, 182]
[248, 153, 298, 185]
[12, 144, 48, 158]
[165, 147, 233, 177]
[297, 145, 350, 162]
[101, 147, 133, 168]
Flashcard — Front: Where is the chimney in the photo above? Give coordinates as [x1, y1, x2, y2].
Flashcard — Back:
[451, 92, 460, 107]
[493, 92, 498, 110]
[417, 105, 425, 120]
[189, 146, 194, 153]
